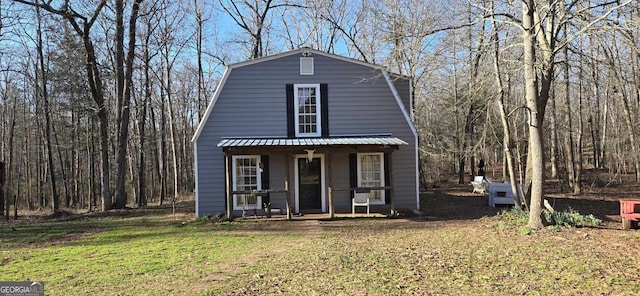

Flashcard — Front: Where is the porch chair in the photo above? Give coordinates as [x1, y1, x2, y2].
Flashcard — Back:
[241, 194, 258, 218]
[470, 176, 490, 194]
[352, 192, 370, 215]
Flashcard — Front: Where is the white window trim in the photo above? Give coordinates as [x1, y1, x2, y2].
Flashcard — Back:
[294, 83, 321, 137]
[357, 152, 385, 205]
[232, 155, 262, 210]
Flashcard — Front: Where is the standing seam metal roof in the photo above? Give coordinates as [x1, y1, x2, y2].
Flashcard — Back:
[217, 136, 407, 147]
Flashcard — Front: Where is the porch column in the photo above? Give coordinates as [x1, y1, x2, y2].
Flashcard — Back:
[284, 153, 292, 220]
[225, 153, 233, 219]
[327, 153, 334, 218]
[388, 153, 397, 216]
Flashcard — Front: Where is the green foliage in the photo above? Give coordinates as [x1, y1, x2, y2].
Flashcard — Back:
[498, 206, 529, 226]
[494, 207, 530, 233]
[519, 226, 534, 235]
[495, 206, 601, 232]
[543, 209, 602, 227]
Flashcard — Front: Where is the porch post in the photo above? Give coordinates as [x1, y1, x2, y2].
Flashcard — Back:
[388, 153, 397, 216]
[327, 153, 334, 218]
[284, 153, 292, 220]
[225, 153, 233, 219]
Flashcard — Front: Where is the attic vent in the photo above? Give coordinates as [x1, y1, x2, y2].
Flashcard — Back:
[300, 57, 314, 75]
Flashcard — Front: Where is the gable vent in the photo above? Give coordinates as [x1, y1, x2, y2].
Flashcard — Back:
[300, 57, 314, 75]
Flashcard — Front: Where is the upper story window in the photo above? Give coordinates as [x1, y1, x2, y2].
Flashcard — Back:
[294, 84, 321, 137]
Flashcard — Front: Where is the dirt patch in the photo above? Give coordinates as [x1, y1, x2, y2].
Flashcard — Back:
[28, 230, 101, 248]
[5, 170, 639, 249]
[1, 200, 197, 223]
[423, 169, 640, 230]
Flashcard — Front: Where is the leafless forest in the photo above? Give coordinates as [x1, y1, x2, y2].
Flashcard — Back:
[0, 1, 638, 228]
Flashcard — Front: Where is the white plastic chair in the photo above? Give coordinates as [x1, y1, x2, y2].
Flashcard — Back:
[470, 176, 490, 194]
[352, 192, 370, 215]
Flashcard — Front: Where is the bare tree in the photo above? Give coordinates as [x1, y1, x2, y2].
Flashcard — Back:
[490, 0, 522, 208]
[154, 0, 191, 202]
[113, 0, 143, 209]
[12, 0, 112, 211]
[520, 0, 632, 228]
[136, 2, 162, 208]
[219, 0, 303, 58]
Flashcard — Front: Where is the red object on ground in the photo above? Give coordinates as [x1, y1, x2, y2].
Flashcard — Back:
[619, 199, 640, 229]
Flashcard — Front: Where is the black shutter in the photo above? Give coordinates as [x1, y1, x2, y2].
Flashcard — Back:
[320, 83, 329, 137]
[349, 153, 357, 198]
[384, 153, 391, 204]
[261, 155, 270, 205]
[286, 84, 295, 138]
[224, 155, 230, 212]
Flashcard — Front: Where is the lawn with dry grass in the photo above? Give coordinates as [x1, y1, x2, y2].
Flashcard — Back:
[2, 174, 640, 295]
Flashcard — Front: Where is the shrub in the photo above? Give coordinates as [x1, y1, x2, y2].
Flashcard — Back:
[495, 206, 602, 232]
[543, 208, 602, 227]
[494, 207, 530, 232]
[498, 207, 529, 225]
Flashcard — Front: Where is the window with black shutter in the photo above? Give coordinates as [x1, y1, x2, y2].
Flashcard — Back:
[286, 83, 328, 137]
[350, 153, 389, 204]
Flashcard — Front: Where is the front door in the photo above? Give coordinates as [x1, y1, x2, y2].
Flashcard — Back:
[298, 157, 322, 212]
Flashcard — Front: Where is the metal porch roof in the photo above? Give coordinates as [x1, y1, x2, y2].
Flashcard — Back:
[217, 136, 408, 148]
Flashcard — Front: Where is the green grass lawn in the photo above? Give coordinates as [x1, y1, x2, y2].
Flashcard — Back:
[2, 209, 640, 295]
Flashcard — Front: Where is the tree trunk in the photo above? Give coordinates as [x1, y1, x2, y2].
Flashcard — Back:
[194, 0, 206, 119]
[600, 98, 608, 169]
[160, 77, 168, 205]
[549, 86, 559, 179]
[523, 0, 545, 228]
[23, 101, 33, 211]
[51, 121, 70, 208]
[165, 61, 180, 201]
[452, 38, 465, 185]
[149, 94, 162, 205]
[562, 31, 578, 193]
[88, 118, 96, 211]
[113, 0, 126, 209]
[619, 90, 639, 181]
[138, 21, 153, 208]
[73, 3, 112, 212]
[589, 40, 602, 169]
[575, 74, 584, 194]
[36, 5, 59, 213]
[491, 5, 522, 207]
[4, 95, 17, 218]
[114, 0, 142, 209]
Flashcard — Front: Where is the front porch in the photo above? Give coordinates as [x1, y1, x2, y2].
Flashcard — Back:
[219, 135, 407, 220]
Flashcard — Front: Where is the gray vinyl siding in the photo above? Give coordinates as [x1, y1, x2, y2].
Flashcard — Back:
[329, 153, 352, 209]
[393, 78, 412, 116]
[195, 52, 418, 216]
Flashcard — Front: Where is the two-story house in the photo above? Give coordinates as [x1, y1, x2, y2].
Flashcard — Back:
[191, 48, 419, 217]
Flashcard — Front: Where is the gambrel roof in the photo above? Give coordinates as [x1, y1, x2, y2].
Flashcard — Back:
[191, 48, 416, 143]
